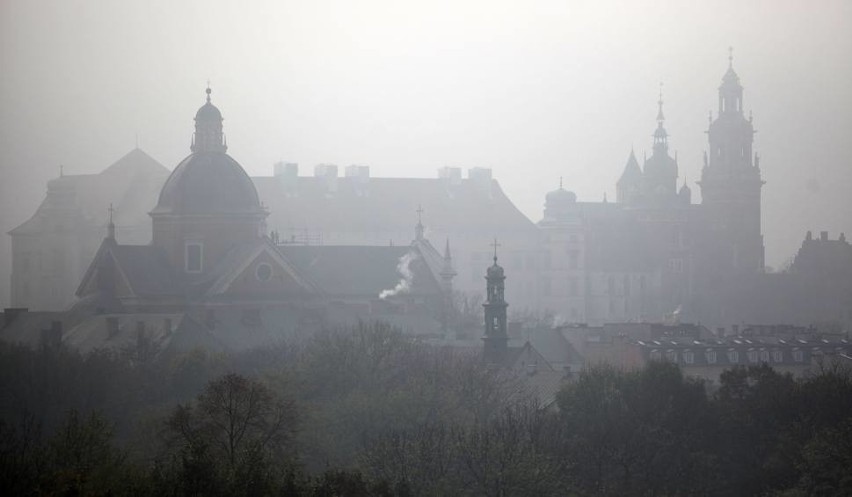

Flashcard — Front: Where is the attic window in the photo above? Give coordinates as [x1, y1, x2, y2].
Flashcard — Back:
[185, 242, 203, 273]
[255, 263, 273, 282]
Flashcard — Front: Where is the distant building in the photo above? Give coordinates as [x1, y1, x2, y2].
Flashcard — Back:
[8, 149, 169, 310]
[539, 54, 767, 326]
[2, 88, 455, 353]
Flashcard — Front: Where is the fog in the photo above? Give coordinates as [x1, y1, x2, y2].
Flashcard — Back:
[2, 0, 851, 307]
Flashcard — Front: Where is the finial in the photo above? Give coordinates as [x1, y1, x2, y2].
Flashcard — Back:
[59, 165, 64, 178]
[205, 81, 212, 103]
[728, 46, 733, 68]
[559, 176, 563, 189]
[415, 204, 425, 241]
[490, 237, 501, 263]
[444, 237, 452, 259]
[656, 82, 665, 122]
[107, 203, 115, 241]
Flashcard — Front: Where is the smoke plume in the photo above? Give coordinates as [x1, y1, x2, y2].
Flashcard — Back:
[379, 251, 418, 300]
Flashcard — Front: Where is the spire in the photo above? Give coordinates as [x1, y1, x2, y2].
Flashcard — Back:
[443, 237, 452, 261]
[653, 82, 668, 154]
[107, 203, 116, 241]
[491, 237, 501, 264]
[415, 204, 425, 241]
[719, 47, 743, 114]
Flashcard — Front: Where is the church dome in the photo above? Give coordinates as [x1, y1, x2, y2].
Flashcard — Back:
[487, 261, 504, 278]
[195, 88, 222, 121]
[152, 152, 262, 215]
[545, 187, 577, 206]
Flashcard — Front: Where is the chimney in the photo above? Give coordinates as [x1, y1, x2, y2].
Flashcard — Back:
[106, 317, 120, 339]
[468, 167, 493, 194]
[2, 307, 28, 329]
[438, 167, 462, 186]
[820, 231, 829, 241]
[314, 164, 338, 193]
[345, 165, 370, 183]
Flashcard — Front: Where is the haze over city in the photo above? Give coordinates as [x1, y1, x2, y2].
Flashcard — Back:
[2, 1, 851, 309]
[3, 2, 852, 494]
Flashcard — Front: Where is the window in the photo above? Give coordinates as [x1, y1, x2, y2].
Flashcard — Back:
[705, 349, 717, 364]
[683, 349, 695, 364]
[185, 243, 203, 273]
[793, 349, 804, 362]
[772, 350, 783, 363]
[665, 350, 678, 362]
[747, 349, 759, 363]
[650, 349, 662, 361]
[255, 263, 273, 282]
[727, 349, 739, 363]
[759, 350, 770, 363]
[668, 258, 683, 273]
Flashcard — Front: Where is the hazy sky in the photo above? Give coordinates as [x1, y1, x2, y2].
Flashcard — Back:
[2, 0, 851, 301]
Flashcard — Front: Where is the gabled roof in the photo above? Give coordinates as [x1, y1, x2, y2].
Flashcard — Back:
[62, 313, 219, 356]
[9, 148, 168, 238]
[253, 176, 539, 240]
[76, 239, 177, 298]
[617, 150, 642, 186]
[279, 245, 443, 298]
[203, 239, 319, 296]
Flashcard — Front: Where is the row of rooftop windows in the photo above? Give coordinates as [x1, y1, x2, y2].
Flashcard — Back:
[649, 347, 813, 365]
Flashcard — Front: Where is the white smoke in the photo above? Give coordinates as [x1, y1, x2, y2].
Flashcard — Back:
[379, 251, 418, 300]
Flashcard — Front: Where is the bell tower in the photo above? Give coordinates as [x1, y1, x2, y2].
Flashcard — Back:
[698, 49, 765, 272]
[482, 239, 508, 363]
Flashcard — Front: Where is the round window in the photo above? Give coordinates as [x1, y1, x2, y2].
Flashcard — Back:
[255, 263, 273, 282]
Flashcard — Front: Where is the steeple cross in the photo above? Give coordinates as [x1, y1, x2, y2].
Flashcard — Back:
[490, 238, 501, 262]
[108, 203, 114, 224]
[728, 46, 733, 68]
[416, 204, 424, 224]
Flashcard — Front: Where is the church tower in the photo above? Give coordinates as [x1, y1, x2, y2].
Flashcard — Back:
[150, 87, 267, 281]
[640, 85, 679, 204]
[698, 50, 765, 272]
[482, 240, 508, 363]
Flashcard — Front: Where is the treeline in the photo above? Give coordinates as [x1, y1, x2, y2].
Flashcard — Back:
[1, 322, 851, 496]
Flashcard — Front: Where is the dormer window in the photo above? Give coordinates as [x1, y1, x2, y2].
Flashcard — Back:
[185, 242, 203, 273]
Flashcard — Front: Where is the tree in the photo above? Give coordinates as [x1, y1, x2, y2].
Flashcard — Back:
[164, 373, 298, 495]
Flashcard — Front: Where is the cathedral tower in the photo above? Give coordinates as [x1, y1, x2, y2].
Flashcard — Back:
[641, 85, 679, 204]
[698, 50, 765, 272]
[482, 240, 508, 363]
